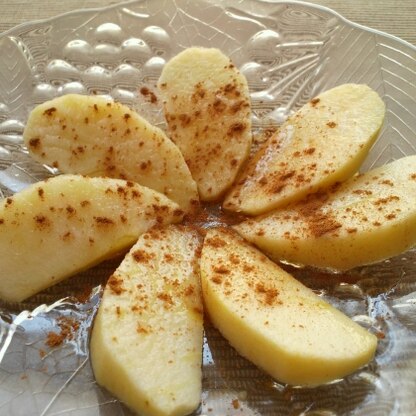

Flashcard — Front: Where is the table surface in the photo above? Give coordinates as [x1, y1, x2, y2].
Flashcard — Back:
[0, 0, 415, 47]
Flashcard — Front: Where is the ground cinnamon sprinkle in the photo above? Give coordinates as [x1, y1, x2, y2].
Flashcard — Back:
[140, 86, 158, 103]
[34, 214, 51, 230]
[43, 107, 57, 116]
[45, 316, 80, 348]
[184, 284, 195, 296]
[297, 194, 342, 238]
[211, 276, 223, 284]
[303, 147, 316, 155]
[137, 324, 151, 334]
[157, 292, 174, 307]
[227, 122, 246, 136]
[194, 204, 246, 227]
[132, 249, 155, 263]
[310, 97, 320, 107]
[164, 253, 174, 262]
[352, 189, 373, 196]
[45, 332, 63, 347]
[213, 264, 230, 274]
[107, 275, 125, 295]
[94, 216, 115, 226]
[243, 264, 255, 273]
[74, 283, 94, 303]
[376, 331, 385, 339]
[255, 282, 280, 305]
[373, 195, 400, 206]
[229, 253, 240, 264]
[307, 212, 342, 237]
[29, 137, 41, 148]
[204, 236, 226, 248]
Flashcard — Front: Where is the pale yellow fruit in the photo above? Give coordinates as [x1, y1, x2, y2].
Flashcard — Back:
[201, 228, 377, 386]
[0, 175, 183, 302]
[23, 94, 198, 213]
[224, 84, 385, 215]
[235, 155, 416, 271]
[158, 47, 252, 201]
[90, 225, 203, 416]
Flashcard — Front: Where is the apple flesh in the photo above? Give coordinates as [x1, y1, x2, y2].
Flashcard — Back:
[0, 174, 183, 302]
[234, 155, 416, 270]
[200, 228, 377, 386]
[158, 47, 252, 201]
[224, 84, 385, 215]
[90, 225, 203, 416]
[23, 94, 199, 213]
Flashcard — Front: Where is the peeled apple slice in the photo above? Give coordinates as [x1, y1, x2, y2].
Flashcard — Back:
[0, 175, 183, 302]
[23, 94, 199, 213]
[224, 84, 385, 215]
[235, 155, 416, 271]
[90, 225, 203, 416]
[200, 228, 377, 386]
[158, 47, 252, 201]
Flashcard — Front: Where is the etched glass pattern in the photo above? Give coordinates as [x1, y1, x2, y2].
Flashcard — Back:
[0, 0, 415, 415]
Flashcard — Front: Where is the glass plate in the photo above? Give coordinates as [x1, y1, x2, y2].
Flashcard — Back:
[0, 0, 415, 415]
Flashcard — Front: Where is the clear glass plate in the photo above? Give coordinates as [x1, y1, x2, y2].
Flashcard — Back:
[0, 0, 415, 415]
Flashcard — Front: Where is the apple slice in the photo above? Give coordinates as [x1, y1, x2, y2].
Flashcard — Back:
[158, 47, 252, 201]
[0, 174, 183, 302]
[200, 228, 377, 386]
[90, 225, 203, 416]
[224, 84, 385, 215]
[234, 155, 416, 271]
[23, 94, 199, 213]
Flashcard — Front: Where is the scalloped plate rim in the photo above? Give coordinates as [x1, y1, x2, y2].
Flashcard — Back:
[0, 1, 415, 416]
[0, 0, 414, 53]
